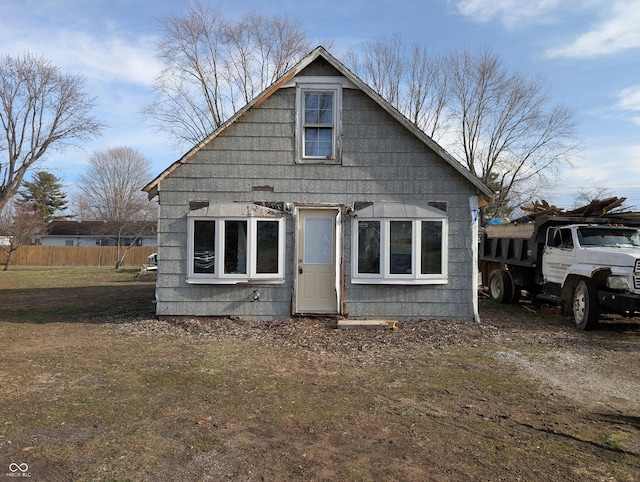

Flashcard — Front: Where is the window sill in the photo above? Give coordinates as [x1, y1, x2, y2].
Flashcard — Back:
[295, 157, 341, 165]
[186, 278, 286, 285]
[351, 278, 448, 285]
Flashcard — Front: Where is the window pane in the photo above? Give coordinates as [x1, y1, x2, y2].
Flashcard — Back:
[357, 221, 380, 274]
[224, 220, 247, 274]
[304, 127, 333, 157]
[303, 91, 334, 158]
[305, 92, 333, 124]
[421, 221, 443, 274]
[304, 217, 333, 264]
[304, 92, 319, 121]
[256, 220, 279, 274]
[390, 221, 412, 274]
[194, 220, 215, 274]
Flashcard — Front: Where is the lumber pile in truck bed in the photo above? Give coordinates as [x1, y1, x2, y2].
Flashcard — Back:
[517, 197, 640, 222]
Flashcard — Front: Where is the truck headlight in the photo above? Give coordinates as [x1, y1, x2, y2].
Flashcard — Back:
[607, 275, 630, 291]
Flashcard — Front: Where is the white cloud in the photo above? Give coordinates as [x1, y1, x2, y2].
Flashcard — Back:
[454, 0, 640, 58]
[618, 85, 640, 111]
[549, 143, 640, 209]
[5, 29, 161, 87]
[600, 85, 640, 126]
[580, 145, 640, 188]
[58, 31, 161, 86]
[0, 4, 161, 88]
[453, 0, 562, 29]
[546, 0, 640, 58]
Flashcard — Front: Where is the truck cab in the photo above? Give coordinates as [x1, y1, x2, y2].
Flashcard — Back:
[542, 224, 640, 328]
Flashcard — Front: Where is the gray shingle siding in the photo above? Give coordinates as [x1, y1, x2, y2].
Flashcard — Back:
[152, 57, 483, 321]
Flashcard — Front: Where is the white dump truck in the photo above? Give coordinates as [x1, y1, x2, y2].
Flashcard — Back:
[480, 216, 640, 330]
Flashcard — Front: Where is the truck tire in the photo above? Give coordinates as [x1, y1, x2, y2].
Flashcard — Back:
[488, 270, 515, 304]
[573, 279, 599, 330]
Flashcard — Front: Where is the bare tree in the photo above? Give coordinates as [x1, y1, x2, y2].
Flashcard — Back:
[0, 52, 103, 214]
[404, 45, 450, 139]
[75, 146, 157, 268]
[0, 200, 46, 270]
[143, 0, 311, 148]
[444, 49, 579, 221]
[76, 146, 153, 223]
[573, 186, 613, 209]
[355, 34, 405, 108]
[346, 35, 450, 139]
[348, 39, 579, 223]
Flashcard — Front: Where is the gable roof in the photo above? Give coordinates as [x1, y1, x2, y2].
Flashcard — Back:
[143, 46, 493, 202]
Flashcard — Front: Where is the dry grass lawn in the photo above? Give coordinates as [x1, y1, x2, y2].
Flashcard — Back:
[1, 267, 639, 481]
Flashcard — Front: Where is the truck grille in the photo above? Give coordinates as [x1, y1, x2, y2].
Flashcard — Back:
[635, 260, 640, 291]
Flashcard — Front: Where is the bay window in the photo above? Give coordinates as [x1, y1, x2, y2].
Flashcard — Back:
[187, 205, 285, 284]
[352, 203, 448, 284]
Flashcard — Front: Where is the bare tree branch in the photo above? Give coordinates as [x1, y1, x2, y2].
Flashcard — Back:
[346, 35, 449, 140]
[75, 146, 157, 268]
[348, 39, 580, 223]
[76, 146, 155, 223]
[0, 52, 103, 213]
[444, 48, 579, 220]
[143, 0, 311, 149]
[0, 200, 46, 270]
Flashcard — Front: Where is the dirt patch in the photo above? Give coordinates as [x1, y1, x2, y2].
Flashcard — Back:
[112, 302, 640, 479]
[133, 269, 157, 282]
[494, 348, 640, 412]
[118, 305, 640, 411]
[1, 294, 640, 480]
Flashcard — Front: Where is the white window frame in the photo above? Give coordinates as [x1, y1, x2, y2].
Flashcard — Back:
[187, 216, 285, 284]
[296, 82, 342, 163]
[351, 217, 448, 285]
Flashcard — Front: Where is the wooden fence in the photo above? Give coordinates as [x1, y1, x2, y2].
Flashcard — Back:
[3, 246, 157, 267]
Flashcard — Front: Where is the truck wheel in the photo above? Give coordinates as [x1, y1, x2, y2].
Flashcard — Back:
[573, 279, 599, 330]
[488, 270, 515, 304]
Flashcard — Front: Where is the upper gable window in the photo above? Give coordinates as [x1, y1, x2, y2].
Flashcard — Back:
[296, 83, 341, 163]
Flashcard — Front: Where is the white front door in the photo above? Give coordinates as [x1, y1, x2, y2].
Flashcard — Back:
[296, 208, 340, 313]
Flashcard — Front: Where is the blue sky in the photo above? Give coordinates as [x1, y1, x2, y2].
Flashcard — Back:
[1, 0, 639, 211]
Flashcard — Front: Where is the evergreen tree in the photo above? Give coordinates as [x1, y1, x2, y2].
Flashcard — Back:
[17, 171, 70, 222]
